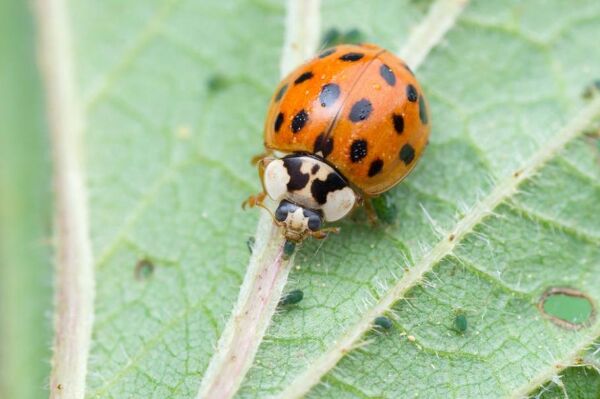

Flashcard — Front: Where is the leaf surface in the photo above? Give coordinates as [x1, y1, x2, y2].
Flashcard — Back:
[49, 0, 600, 397]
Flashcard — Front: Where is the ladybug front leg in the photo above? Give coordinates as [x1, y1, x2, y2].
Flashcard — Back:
[310, 226, 341, 240]
[242, 192, 266, 210]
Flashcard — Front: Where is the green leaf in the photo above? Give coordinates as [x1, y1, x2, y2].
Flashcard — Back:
[41, 0, 600, 398]
[0, 1, 53, 398]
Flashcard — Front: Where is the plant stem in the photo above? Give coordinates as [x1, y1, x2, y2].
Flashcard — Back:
[197, 211, 294, 399]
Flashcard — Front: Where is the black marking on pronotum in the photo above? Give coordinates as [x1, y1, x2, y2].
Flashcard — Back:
[291, 109, 309, 133]
[311, 164, 320, 175]
[368, 159, 384, 177]
[313, 133, 334, 157]
[274, 112, 284, 132]
[406, 84, 418, 102]
[282, 157, 310, 191]
[319, 83, 341, 107]
[350, 139, 368, 162]
[275, 84, 288, 101]
[349, 98, 373, 122]
[279, 289, 303, 306]
[294, 71, 314, 85]
[392, 113, 404, 134]
[400, 144, 415, 165]
[311, 172, 347, 205]
[135, 259, 154, 281]
[318, 48, 336, 58]
[303, 209, 322, 231]
[275, 200, 299, 222]
[339, 52, 364, 61]
[418, 95, 428, 124]
[374, 316, 392, 330]
[379, 64, 396, 86]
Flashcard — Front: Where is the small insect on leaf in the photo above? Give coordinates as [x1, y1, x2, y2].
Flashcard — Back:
[134, 259, 154, 281]
[279, 289, 304, 306]
[371, 194, 398, 225]
[283, 240, 296, 260]
[374, 316, 393, 330]
[247, 236, 255, 253]
[453, 313, 467, 333]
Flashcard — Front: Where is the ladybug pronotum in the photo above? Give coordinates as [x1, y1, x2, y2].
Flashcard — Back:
[245, 44, 430, 242]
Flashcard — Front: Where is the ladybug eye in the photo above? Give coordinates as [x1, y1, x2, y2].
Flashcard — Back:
[275, 200, 297, 222]
[307, 215, 322, 231]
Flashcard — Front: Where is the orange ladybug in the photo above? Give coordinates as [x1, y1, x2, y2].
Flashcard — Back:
[245, 44, 430, 242]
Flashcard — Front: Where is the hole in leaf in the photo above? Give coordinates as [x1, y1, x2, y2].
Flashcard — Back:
[538, 287, 595, 329]
[135, 259, 154, 281]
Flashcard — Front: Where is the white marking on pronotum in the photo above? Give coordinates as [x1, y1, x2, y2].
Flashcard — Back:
[196, 1, 321, 399]
[399, 0, 469, 69]
[35, 0, 95, 397]
[276, 79, 600, 399]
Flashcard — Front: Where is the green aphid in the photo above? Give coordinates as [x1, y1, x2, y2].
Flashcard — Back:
[134, 259, 154, 281]
[453, 313, 467, 333]
[283, 240, 296, 260]
[582, 79, 600, 99]
[371, 193, 398, 224]
[207, 74, 230, 92]
[279, 289, 304, 306]
[374, 316, 393, 330]
[247, 236, 255, 254]
[321, 27, 366, 47]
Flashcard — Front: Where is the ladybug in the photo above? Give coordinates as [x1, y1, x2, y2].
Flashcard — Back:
[245, 44, 430, 242]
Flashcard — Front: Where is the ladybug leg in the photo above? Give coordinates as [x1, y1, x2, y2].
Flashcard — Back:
[310, 226, 341, 240]
[251, 149, 272, 165]
[364, 198, 379, 225]
[242, 192, 266, 209]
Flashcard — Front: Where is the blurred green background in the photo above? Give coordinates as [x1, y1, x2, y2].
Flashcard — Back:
[0, 1, 52, 398]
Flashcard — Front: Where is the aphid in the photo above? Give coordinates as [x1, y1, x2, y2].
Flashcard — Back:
[245, 44, 430, 242]
[134, 259, 154, 281]
[246, 236, 255, 253]
[279, 289, 304, 306]
[283, 240, 296, 260]
[453, 313, 467, 333]
[373, 316, 393, 330]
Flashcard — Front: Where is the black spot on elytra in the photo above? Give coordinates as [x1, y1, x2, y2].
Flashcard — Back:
[379, 64, 396, 86]
[275, 200, 298, 222]
[406, 84, 418, 102]
[311, 164, 320, 174]
[339, 52, 364, 61]
[291, 110, 309, 133]
[274, 112, 284, 132]
[319, 83, 340, 107]
[314, 133, 334, 157]
[349, 99, 372, 122]
[350, 139, 368, 162]
[418, 95, 428, 124]
[275, 84, 288, 101]
[294, 71, 314, 85]
[400, 144, 415, 165]
[392, 114, 404, 134]
[311, 173, 347, 205]
[318, 48, 336, 58]
[368, 159, 384, 177]
[282, 157, 310, 191]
